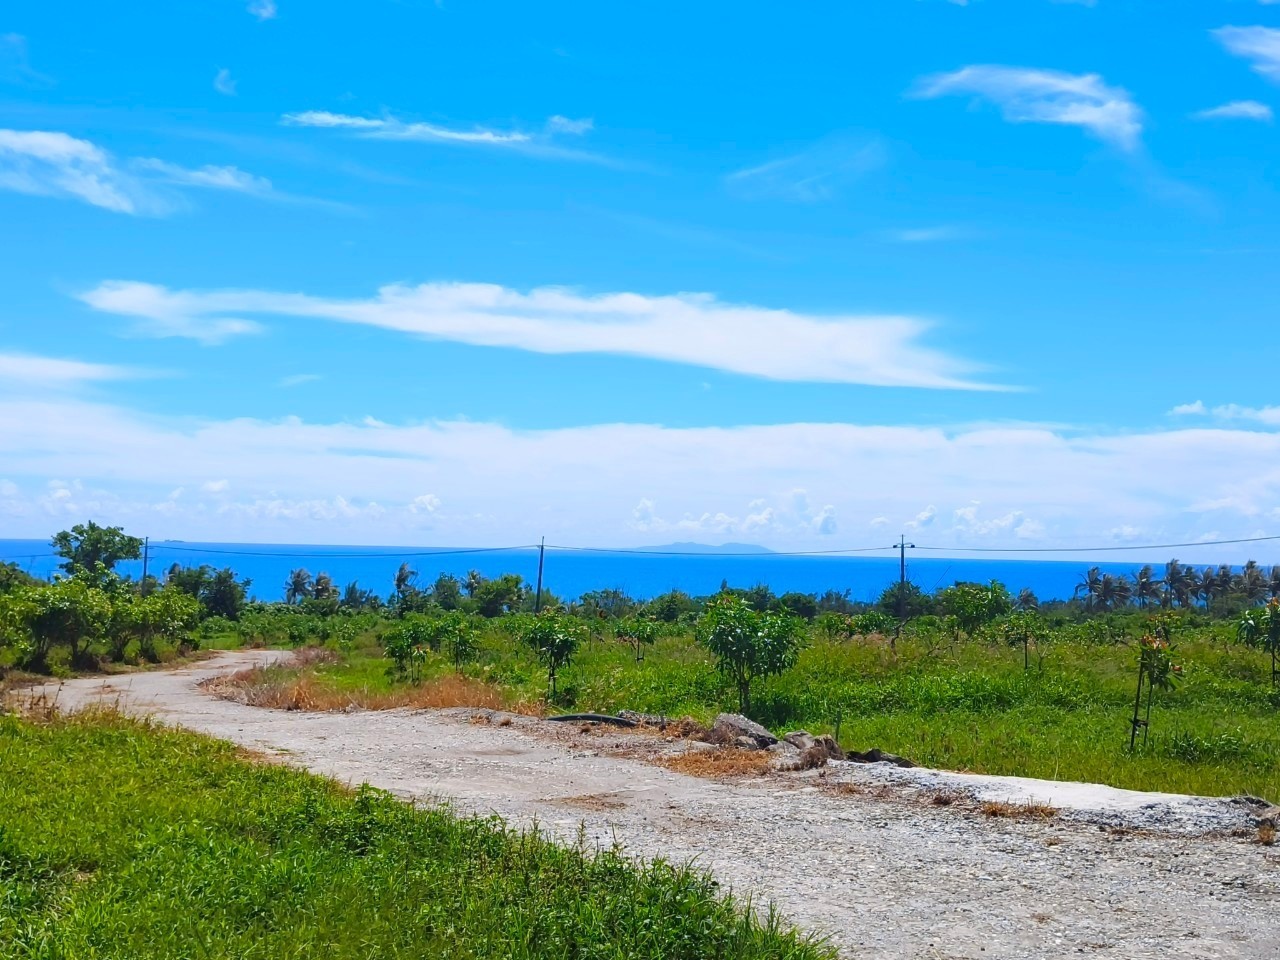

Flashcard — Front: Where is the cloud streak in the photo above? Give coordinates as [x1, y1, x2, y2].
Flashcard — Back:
[726, 138, 887, 202]
[78, 279, 1002, 389]
[1192, 99, 1273, 121]
[1214, 26, 1280, 82]
[0, 353, 139, 390]
[913, 65, 1143, 149]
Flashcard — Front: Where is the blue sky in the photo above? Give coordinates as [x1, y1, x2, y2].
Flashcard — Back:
[2, 0, 1280, 557]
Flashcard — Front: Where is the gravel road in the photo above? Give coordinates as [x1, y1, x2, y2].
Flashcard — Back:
[27, 650, 1280, 960]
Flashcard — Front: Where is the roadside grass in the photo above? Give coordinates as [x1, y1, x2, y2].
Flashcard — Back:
[213, 625, 1280, 801]
[0, 710, 831, 960]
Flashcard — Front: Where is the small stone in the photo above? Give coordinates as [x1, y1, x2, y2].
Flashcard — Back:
[712, 713, 778, 747]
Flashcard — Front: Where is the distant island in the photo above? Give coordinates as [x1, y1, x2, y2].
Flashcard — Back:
[632, 542, 775, 555]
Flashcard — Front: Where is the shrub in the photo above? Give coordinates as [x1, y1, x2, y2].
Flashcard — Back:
[696, 594, 803, 714]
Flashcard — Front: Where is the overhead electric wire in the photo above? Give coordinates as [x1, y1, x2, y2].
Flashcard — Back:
[152, 544, 540, 559]
[912, 533, 1280, 554]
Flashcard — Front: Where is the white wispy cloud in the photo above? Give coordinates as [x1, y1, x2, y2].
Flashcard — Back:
[8, 403, 1280, 554]
[0, 353, 138, 390]
[0, 129, 155, 213]
[726, 137, 886, 202]
[0, 128, 329, 215]
[132, 158, 272, 194]
[546, 115, 593, 135]
[1, 33, 52, 86]
[1214, 26, 1280, 81]
[913, 65, 1143, 150]
[78, 279, 1002, 389]
[886, 225, 968, 243]
[279, 373, 322, 388]
[1172, 401, 1280, 426]
[282, 109, 627, 167]
[214, 68, 237, 96]
[248, 0, 277, 21]
[1192, 99, 1273, 121]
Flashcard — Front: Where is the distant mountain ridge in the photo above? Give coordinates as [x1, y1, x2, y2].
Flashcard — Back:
[631, 542, 775, 555]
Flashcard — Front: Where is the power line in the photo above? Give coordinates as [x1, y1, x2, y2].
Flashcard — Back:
[543, 544, 894, 558]
[912, 533, 1280, 555]
[151, 544, 540, 559]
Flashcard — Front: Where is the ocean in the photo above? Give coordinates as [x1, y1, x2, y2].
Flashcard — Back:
[0, 538, 1182, 604]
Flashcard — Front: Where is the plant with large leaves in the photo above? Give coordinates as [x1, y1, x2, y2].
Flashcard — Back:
[696, 593, 803, 714]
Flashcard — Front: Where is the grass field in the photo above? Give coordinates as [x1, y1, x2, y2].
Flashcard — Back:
[0, 710, 830, 960]
[209, 622, 1280, 801]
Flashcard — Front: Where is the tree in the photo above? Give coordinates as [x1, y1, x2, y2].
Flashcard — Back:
[167, 565, 249, 620]
[284, 568, 313, 605]
[464, 569, 485, 598]
[473, 574, 525, 617]
[2, 579, 112, 669]
[109, 587, 201, 661]
[312, 572, 338, 602]
[429, 573, 464, 611]
[1162, 560, 1195, 608]
[519, 612, 585, 697]
[616, 616, 659, 661]
[647, 589, 698, 623]
[696, 594, 803, 714]
[876, 581, 930, 620]
[1014, 588, 1039, 612]
[578, 588, 637, 620]
[775, 592, 818, 621]
[1240, 561, 1268, 603]
[393, 562, 418, 601]
[936, 581, 1012, 636]
[1238, 598, 1280, 689]
[0, 562, 37, 594]
[1132, 565, 1161, 608]
[51, 522, 142, 576]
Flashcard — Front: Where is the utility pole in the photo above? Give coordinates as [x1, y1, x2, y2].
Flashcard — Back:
[894, 535, 915, 645]
[141, 536, 150, 596]
[533, 537, 545, 613]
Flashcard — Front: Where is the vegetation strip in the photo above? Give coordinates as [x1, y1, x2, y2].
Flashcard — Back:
[0, 710, 830, 960]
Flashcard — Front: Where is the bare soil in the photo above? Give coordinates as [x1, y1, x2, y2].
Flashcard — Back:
[23, 650, 1280, 960]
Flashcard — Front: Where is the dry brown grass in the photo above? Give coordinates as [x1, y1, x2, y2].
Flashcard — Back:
[660, 747, 774, 779]
[979, 799, 1058, 820]
[203, 664, 541, 715]
[1258, 824, 1276, 847]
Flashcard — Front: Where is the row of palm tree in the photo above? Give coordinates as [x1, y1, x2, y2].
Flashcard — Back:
[1075, 560, 1280, 612]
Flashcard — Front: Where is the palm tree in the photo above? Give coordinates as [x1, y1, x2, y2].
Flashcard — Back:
[1198, 567, 1218, 608]
[1163, 560, 1194, 608]
[1240, 560, 1268, 602]
[465, 569, 485, 597]
[1075, 566, 1103, 609]
[393, 562, 417, 598]
[284, 568, 313, 605]
[1015, 587, 1039, 611]
[313, 571, 337, 601]
[1133, 565, 1161, 608]
[1095, 573, 1132, 611]
[1269, 565, 1280, 599]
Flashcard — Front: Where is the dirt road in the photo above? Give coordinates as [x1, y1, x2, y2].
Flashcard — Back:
[30, 651, 1280, 960]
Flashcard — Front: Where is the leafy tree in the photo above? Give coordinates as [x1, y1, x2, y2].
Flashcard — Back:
[775, 592, 818, 621]
[341, 580, 379, 611]
[876, 581, 930, 620]
[816, 588, 856, 615]
[51, 522, 142, 576]
[937, 581, 1013, 637]
[109, 588, 201, 661]
[0, 562, 37, 594]
[616, 615, 659, 661]
[1, 579, 112, 669]
[695, 594, 803, 714]
[578, 588, 637, 620]
[204, 568, 250, 620]
[519, 612, 585, 697]
[1238, 598, 1280, 689]
[284, 568, 314, 605]
[429, 573, 464, 611]
[473, 574, 526, 617]
[646, 589, 698, 623]
[313, 572, 338, 602]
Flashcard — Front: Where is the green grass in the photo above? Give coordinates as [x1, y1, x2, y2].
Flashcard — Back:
[252, 624, 1280, 801]
[0, 711, 830, 960]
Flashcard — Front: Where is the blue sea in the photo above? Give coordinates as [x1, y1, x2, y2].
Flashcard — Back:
[0, 538, 1181, 604]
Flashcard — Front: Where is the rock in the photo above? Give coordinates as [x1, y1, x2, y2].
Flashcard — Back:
[845, 747, 915, 768]
[1255, 805, 1280, 828]
[712, 713, 778, 747]
[784, 731, 817, 751]
[811, 735, 845, 761]
[733, 735, 762, 751]
[768, 739, 800, 756]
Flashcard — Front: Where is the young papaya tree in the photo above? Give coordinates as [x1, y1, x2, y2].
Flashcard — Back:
[519, 612, 585, 698]
[695, 594, 803, 715]
[1238, 598, 1280, 689]
[615, 615, 659, 661]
